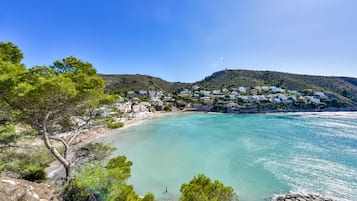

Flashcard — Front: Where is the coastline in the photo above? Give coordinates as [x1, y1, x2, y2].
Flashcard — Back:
[45, 110, 356, 200]
[75, 109, 357, 147]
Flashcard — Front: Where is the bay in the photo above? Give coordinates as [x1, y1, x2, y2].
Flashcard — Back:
[102, 112, 357, 201]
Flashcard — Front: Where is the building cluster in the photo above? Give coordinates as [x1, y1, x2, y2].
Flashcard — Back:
[98, 85, 330, 119]
[177, 85, 328, 107]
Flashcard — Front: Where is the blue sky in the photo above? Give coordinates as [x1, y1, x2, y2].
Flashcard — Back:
[1, 0, 356, 82]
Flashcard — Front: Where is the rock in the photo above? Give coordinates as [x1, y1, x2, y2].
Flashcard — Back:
[272, 192, 338, 201]
[0, 177, 59, 201]
[1, 179, 16, 185]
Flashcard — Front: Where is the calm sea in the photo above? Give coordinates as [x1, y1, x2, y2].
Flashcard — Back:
[102, 112, 357, 201]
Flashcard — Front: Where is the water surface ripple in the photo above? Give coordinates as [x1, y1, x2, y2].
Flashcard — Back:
[103, 112, 357, 201]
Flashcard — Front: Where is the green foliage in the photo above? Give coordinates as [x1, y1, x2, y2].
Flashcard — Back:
[142, 193, 155, 201]
[107, 119, 124, 129]
[100, 74, 190, 94]
[0, 124, 18, 147]
[62, 179, 94, 201]
[1, 54, 106, 133]
[69, 155, 154, 201]
[76, 143, 117, 166]
[164, 104, 173, 111]
[0, 146, 54, 182]
[0, 42, 24, 64]
[180, 174, 239, 201]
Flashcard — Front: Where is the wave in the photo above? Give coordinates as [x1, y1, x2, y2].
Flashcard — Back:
[258, 155, 357, 201]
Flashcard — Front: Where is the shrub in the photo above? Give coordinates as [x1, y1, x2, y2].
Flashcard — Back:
[164, 104, 173, 111]
[180, 174, 239, 201]
[62, 179, 96, 201]
[106, 119, 124, 129]
[0, 146, 53, 182]
[66, 155, 154, 201]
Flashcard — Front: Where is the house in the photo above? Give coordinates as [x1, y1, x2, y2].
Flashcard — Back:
[192, 85, 200, 91]
[222, 88, 229, 93]
[273, 98, 282, 103]
[179, 89, 191, 97]
[250, 89, 258, 95]
[278, 94, 288, 102]
[127, 91, 136, 96]
[237, 95, 249, 102]
[238, 87, 246, 93]
[306, 96, 320, 103]
[314, 92, 328, 99]
[271, 86, 285, 93]
[200, 97, 213, 105]
[288, 90, 298, 95]
[212, 90, 222, 95]
[261, 86, 269, 91]
[139, 90, 147, 95]
[201, 90, 211, 96]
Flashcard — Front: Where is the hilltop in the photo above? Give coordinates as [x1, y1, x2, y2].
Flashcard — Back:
[100, 74, 190, 94]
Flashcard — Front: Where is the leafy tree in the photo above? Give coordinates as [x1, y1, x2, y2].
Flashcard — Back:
[180, 174, 239, 201]
[65, 155, 154, 201]
[0, 43, 107, 178]
[0, 41, 24, 64]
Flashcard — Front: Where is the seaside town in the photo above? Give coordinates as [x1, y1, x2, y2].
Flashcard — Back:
[99, 85, 332, 121]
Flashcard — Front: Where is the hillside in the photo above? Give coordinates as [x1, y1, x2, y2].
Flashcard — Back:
[100, 74, 190, 93]
[197, 70, 357, 104]
[100, 70, 357, 105]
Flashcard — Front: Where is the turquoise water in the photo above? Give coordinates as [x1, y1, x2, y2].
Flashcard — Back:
[102, 112, 357, 201]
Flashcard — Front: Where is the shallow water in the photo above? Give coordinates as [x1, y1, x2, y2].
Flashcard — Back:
[102, 112, 357, 201]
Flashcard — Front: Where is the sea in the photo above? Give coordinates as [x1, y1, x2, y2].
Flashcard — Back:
[101, 112, 357, 201]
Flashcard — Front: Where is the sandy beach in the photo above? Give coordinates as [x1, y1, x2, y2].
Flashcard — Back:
[45, 111, 181, 183]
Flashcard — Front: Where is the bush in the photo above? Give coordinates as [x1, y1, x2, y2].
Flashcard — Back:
[164, 104, 173, 111]
[66, 155, 154, 201]
[107, 119, 124, 129]
[0, 124, 18, 147]
[62, 179, 96, 201]
[0, 146, 54, 182]
[22, 165, 47, 182]
[180, 174, 239, 201]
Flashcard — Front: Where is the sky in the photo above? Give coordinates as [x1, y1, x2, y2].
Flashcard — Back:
[1, 0, 356, 82]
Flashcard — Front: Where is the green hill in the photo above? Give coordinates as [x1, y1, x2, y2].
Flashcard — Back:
[197, 69, 357, 104]
[100, 74, 190, 93]
[100, 70, 357, 105]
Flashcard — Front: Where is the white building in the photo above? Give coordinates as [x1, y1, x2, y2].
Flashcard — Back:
[271, 86, 285, 93]
[314, 92, 327, 99]
[238, 87, 246, 93]
[212, 90, 222, 95]
[192, 85, 200, 91]
[201, 90, 211, 96]
[139, 90, 147, 95]
[306, 96, 320, 103]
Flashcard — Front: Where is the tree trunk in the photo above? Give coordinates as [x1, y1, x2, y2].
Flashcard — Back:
[42, 112, 71, 179]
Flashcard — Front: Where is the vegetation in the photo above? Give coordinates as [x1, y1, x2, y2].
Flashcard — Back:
[0, 124, 18, 148]
[197, 69, 357, 106]
[164, 104, 173, 111]
[107, 118, 124, 129]
[180, 174, 239, 201]
[100, 74, 191, 94]
[0, 145, 55, 182]
[0, 41, 108, 179]
[62, 155, 154, 201]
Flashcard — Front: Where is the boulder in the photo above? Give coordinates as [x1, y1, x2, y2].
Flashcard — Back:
[0, 178, 59, 201]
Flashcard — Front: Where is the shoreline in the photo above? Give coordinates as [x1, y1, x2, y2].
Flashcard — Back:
[45, 110, 356, 200]
[76, 109, 357, 147]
